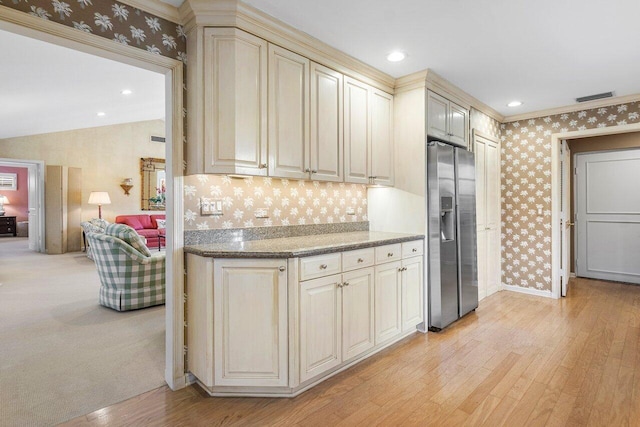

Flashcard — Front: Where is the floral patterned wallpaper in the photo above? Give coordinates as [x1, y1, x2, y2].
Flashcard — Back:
[183, 175, 368, 230]
[1, 0, 186, 61]
[501, 101, 640, 291]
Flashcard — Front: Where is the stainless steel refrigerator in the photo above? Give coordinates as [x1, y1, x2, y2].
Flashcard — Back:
[427, 141, 478, 331]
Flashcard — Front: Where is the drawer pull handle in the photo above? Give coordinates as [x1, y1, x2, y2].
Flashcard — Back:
[412, 248, 418, 252]
[278, 266, 286, 272]
[343, 282, 350, 287]
[357, 258, 364, 263]
[337, 282, 343, 288]
[398, 267, 407, 272]
[319, 264, 328, 270]
[387, 252, 394, 257]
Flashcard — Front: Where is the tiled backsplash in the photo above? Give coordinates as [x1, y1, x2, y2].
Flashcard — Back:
[183, 175, 368, 230]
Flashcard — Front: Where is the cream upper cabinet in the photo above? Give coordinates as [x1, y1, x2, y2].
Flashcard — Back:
[474, 132, 501, 301]
[268, 44, 310, 180]
[344, 77, 370, 184]
[213, 258, 288, 387]
[370, 89, 394, 186]
[427, 90, 469, 148]
[200, 27, 268, 176]
[344, 77, 394, 186]
[310, 63, 344, 182]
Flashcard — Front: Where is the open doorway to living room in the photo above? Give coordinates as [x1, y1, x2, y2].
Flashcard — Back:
[0, 26, 177, 425]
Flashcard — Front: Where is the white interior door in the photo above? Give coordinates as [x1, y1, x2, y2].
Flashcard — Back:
[560, 140, 571, 296]
[576, 149, 640, 284]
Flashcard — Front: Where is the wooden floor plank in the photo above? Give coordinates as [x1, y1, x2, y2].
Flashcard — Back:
[59, 278, 640, 427]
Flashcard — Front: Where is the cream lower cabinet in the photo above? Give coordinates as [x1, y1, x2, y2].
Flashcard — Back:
[374, 261, 402, 344]
[401, 256, 424, 331]
[187, 255, 289, 389]
[299, 268, 375, 383]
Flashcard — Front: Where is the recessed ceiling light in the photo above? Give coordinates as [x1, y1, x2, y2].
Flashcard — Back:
[507, 101, 523, 107]
[97, 112, 106, 117]
[386, 51, 406, 62]
[121, 89, 133, 95]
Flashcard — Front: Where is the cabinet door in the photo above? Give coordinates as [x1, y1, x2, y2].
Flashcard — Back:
[268, 44, 310, 179]
[342, 267, 375, 360]
[402, 256, 424, 331]
[310, 63, 343, 182]
[475, 138, 487, 300]
[374, 261, 402, 344]
[449, 102, 469, 148]
[344, 77, 370, 184]
[203, 28, 268, 175]
[213, 259, 288, 387]
[426, 91, 449, 141]
[370, 89, 394, 186]
[299, 274, 342, 383]
[486, 139, 501, 297]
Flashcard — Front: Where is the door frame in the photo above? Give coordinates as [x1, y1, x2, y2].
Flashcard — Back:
[550, 122, 640, 299]
[0, 158, 45, 252]
[0, 9, 186, 389]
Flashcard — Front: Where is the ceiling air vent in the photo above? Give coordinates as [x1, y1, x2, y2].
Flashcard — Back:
[576, 91, 614, 103]
[150, 135, 166, 143]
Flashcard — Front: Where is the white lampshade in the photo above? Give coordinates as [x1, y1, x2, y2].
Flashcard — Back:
[0, 195, 9, 204]
[88, 191, 111, 205]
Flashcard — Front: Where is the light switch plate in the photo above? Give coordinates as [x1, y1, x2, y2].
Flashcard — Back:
[201, 198, 223, 216]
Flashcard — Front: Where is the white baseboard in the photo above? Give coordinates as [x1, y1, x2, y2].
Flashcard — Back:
[502, 284, 553, 298]
[570, 272, 576, 278]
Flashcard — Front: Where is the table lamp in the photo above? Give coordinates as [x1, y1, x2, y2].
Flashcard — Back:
[88, 191, 111, 219]
[0, 195, 8, 216]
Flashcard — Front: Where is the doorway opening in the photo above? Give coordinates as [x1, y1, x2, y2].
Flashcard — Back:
[551, 123, 640, 298]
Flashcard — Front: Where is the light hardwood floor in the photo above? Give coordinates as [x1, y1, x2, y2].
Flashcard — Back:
[63, 278, 640, 426]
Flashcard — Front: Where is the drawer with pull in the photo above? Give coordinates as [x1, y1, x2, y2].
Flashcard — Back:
[402, 240, 424, 258]
[342, 248, 375, 272]
[299, 252, 341, 281]
[375, 243, 402, 264]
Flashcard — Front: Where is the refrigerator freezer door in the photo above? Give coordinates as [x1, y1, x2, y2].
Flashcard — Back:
[455, 148, 479, 316]
[428, 142, 459, 330]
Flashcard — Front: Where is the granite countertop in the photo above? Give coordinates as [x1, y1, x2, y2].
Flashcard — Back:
[184, 231, 424, 258]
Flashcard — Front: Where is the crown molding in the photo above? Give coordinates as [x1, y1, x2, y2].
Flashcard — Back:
[424, 69, 504, 123]
[394, 70, 428, 94]
[181, 0, 395, 93]
[503, 92, 640, 123]
[118, 0, 182, 24]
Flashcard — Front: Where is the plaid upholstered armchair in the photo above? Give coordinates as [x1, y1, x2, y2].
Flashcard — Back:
[86, 223, 165, 311]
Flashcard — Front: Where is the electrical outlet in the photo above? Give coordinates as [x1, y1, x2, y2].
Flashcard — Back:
[346, 207, 356, 215]
[201, 198, 223, 216]
[254, 208, 269, 219]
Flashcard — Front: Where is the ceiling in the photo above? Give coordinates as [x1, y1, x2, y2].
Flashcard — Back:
[0, 29, 165, 140]
[161, 0, 640, 116]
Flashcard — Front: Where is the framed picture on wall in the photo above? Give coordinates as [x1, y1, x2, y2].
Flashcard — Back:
[0, 173, 17, 191]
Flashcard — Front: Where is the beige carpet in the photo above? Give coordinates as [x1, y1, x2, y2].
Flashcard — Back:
[0, 238, 166, 427]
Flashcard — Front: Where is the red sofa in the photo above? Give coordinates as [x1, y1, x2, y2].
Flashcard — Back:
[115, 214, 165, 248]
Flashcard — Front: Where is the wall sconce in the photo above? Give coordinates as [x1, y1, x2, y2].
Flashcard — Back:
[0, 195, 9, 216]
[120, 178, 133, 196]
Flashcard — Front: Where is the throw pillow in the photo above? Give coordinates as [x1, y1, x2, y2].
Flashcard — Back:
[105, 223, 152, 257]
[89, 218, 109, 231]
[156, 219, 166, 230]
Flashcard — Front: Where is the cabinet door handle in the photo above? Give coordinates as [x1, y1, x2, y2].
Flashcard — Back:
[305, 168, 311, 173]
[357, 258, 364, 263]
[398, 267, 403, 272]
[278, 266, 286, 272]
[311, 170, 317, 174]
[387, 252, 394, 257]
[319, 264, 328, 270]
[343, 282, 350, 287]
[259, 163, 268, 169]
[412, 248, 418, 252]
[337, 282, 343, 288]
